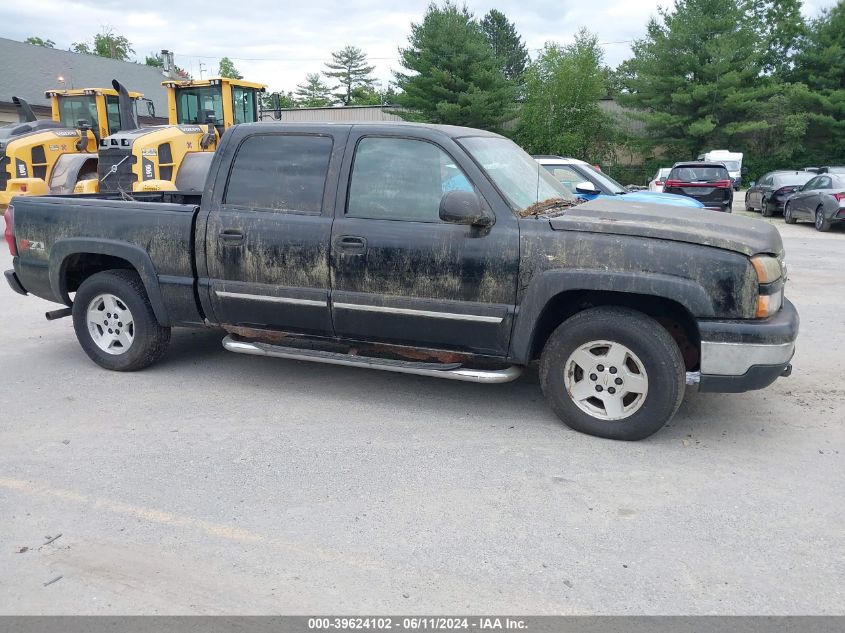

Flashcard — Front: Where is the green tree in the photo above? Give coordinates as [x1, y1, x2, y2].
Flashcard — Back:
[260, 91, 297, 114]
[25, 36, 55, 48]
[295, 73, 333, 107]
[349, 85, 382, 105]
[617, 0, 771, 158]
[218, 56, 242, 79]
[791, 1, 845, 91]
[480, 9, 529, 83]
[72, 27, 134, 60]
[93, 28, 134, 60]
[145, 53, 163, 68]
[786, 1, 845, 167]
[325, 46, 376, 105]
[394, 1, 515, 130]
[751, 0, 804, 77]
[516, 31, 618, 161]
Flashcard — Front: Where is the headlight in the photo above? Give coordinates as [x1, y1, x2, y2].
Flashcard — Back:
[751, 255, 782, 283]
[751, 255, 784, 318]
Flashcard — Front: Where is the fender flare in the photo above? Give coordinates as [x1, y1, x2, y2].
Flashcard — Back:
[49, 238, 171, 325]
[509, 269, 714, 364]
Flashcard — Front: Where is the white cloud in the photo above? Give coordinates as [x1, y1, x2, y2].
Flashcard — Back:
[0, 0, 837, 93]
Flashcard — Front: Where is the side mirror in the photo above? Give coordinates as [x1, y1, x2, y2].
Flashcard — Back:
[439, 190, 492, 226]
[796, 185, 804, 191]
[575, 181, 598, 194]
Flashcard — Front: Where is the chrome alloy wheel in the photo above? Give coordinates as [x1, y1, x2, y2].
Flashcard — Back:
[563, 340, 649, 421]
[86, 293, 134, 355]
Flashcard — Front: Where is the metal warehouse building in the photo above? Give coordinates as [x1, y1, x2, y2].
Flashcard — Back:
[260, 105, 404, 122]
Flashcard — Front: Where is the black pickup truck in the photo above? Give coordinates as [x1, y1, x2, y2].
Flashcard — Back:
[3, 122, 798, 440]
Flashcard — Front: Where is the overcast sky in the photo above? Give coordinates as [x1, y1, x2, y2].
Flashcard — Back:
[0, 0, 838, 94]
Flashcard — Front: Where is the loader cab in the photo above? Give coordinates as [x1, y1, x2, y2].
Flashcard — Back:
[165, 78, 266, 136]
[47, 87, 144, 139]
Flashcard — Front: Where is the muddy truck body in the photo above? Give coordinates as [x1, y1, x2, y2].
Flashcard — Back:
[4, 122, 798, 440]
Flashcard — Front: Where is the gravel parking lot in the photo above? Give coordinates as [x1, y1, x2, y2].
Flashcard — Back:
[0, 198, 842, 615]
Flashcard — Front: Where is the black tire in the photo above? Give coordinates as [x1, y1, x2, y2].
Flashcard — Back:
[539, 306, 686, 441]
[72, 270, 171, 371]
[784, 202, 797, 224]
[761, 198, 774, 217]
[815, 207, 831, 232]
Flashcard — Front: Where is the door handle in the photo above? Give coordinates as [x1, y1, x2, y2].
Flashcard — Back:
[335, 235, 367, 254]
[218, 229, 244, 245]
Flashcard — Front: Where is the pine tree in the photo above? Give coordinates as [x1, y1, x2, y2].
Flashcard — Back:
[394, 1, 515, 130]
[617, 0, 769, 157]
[295, 73, 334, 107]
[791, 1, 845, 91]
[324, 46, 376, 106]
[480, 9, 529, 83]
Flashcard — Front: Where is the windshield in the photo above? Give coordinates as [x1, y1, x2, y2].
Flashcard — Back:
[57, 95, 98, 129]
[719, 160, 741, 172]
[460, 137, 574, 213]
[175, 86, 224, 125]
[581, 164, 626, 194]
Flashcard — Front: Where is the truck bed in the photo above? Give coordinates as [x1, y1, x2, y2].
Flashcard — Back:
[10, 194, 203, 325]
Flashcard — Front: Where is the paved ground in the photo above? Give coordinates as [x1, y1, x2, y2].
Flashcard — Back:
[0, 198, 843, 615]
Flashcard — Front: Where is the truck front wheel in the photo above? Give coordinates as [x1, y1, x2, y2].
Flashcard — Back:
[72, 270, 171, 371]
[539, 306, 685, 440]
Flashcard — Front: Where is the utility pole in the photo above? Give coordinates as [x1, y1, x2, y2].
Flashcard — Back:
[198, 62, 207, 79]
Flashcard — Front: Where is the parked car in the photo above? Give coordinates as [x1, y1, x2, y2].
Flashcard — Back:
[744, 170, 816, 217]
[662, 162, 734, 211]
[648, 168, 672, 192]
[5, 122, 797, 441]
[534, 156, 704, 208]
[783, 172, 845, 231]
[697, 150, 744, 190]
[817, 166, 845, 174]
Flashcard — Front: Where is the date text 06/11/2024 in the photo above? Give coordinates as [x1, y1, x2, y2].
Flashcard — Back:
[307, 617, 528, 630]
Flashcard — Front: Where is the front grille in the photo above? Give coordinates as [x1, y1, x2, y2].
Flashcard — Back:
[97, 146, 137, 193]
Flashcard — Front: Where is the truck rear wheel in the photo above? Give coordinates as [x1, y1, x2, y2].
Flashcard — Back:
[72, 270, 171, 371]
[539, 306, 685, 440]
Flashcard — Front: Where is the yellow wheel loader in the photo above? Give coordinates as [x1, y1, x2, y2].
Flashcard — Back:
[97, 77, 266, 194]
[0, 81, 145, 211]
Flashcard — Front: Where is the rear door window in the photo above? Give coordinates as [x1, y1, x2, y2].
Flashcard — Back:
[224, 134, 333, 213]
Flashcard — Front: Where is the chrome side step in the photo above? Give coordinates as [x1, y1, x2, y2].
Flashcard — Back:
[222, 335, 523, 384]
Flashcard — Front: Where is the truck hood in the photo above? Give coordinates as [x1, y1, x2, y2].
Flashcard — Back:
[549, 198, 783, 257]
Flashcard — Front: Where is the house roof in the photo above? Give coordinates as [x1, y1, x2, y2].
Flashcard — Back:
[0, 38, 170, 115]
